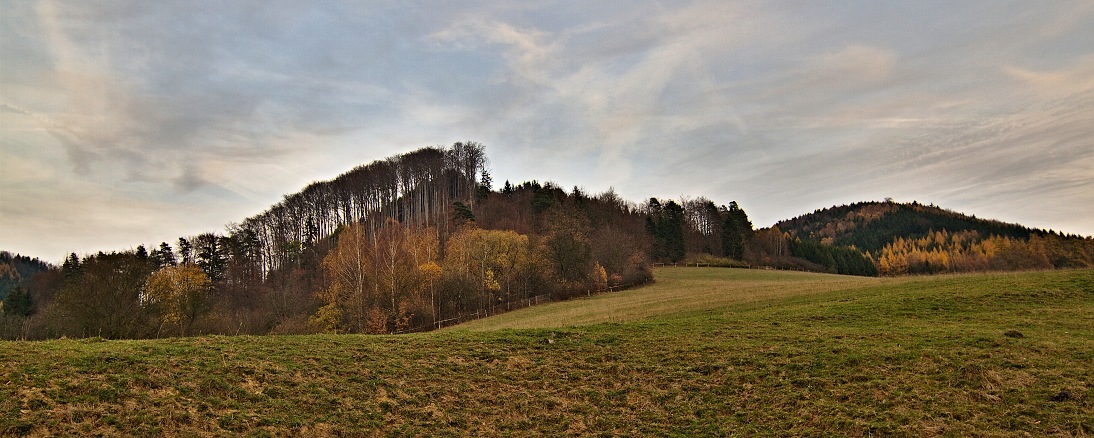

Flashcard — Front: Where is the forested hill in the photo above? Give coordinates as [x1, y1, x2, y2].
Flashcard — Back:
[1, 142, 662, 340]
[768, 201, 1094, 276]
[7, 141, 1093, 340]
[776, 201, 1042, 253]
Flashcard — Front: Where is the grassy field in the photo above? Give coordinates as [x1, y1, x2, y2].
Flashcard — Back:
[451, 267, 885, 330]
[2, 268, 1092, 436]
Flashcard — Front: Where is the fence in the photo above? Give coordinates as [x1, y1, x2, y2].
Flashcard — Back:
[651, 262, 751, 268]
[395, 277, 653, 334]
[652, 262, 815, 272]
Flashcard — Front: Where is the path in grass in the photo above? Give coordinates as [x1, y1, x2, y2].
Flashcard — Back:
[451, 267, 886, 331]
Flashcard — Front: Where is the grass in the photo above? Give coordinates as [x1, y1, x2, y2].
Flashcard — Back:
[2, 268, 1092, 436]
[450, 267, 884, 330]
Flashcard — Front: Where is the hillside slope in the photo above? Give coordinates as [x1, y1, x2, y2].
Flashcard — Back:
[762, 201, 1094, 275]
[450, 267, 881, 331]
[776, 201, 1041, 252]
[4, 268, 1091, 435]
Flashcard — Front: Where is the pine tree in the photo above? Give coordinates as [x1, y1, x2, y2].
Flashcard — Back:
[157, 242, 177, 268]
[2, 286, 33, 316]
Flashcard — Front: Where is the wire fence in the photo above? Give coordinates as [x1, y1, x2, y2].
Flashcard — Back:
[652, 262, 816, 272]
[395, 277, 653, 334]
[651, 262, 750, 268]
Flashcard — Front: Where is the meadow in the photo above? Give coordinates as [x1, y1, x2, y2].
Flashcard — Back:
[2, 267, 1091, 436]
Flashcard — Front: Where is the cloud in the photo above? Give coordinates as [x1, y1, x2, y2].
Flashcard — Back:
[0, 102, 30, 115]
[429, 18, 559, 86]
[811, 45, 897, 84]
[3, 1, 1094, 262]
[1004, 56, 1094, 95]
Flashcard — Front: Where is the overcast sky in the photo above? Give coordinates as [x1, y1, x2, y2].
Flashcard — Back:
[2, 1, 1093, 262]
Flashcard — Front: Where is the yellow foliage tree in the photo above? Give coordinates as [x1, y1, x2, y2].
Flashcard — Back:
[418, 261, 442, 327]
[144, 264, 212, 336]
[444, 227, 530, 311]
[314, 221, 440, 334]
[591, 261, 608, 291]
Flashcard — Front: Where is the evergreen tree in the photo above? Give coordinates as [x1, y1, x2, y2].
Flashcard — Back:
[2, 286, 34, 316]
[477, 169, 493, 201]
[661, 200, 686, 262]
[453, 201, 476, 226]
[721, 202, 751, 260]
[178, 238, 193, 264]
[61, 253, 81, 285]
[155, 242, 177, 268]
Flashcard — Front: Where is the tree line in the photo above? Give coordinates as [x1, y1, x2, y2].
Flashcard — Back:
[0, 143, 489, 339]
[8, 143, 766, 339]
[9, 153, 1092, 339]
[874, 230, 1093, 275]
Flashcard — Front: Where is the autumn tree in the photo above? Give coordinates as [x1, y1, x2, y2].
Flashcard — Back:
[144, 264, 213, 336]
[443, 226, 531, 314]
[313, 222, 372, 333]
[591, 224, 650, 285]
[314, 220, 440, 334]
[543, 208, 594, 289]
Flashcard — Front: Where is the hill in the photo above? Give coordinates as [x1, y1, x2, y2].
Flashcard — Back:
[776, 201, 1042, 252]
[7, 142, 1091, 340]
[3, 267, 1091, 435]
[754, 201, 1094, 276]
[0, 252, 50, 302]
[1, 143, 658, 340]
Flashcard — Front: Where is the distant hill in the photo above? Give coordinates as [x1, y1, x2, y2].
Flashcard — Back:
[0, 252, 51, 301]
[776, 201, 1039, 252]
[763, 201, 1094, 275]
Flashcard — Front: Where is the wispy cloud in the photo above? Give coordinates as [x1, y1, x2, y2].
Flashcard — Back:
[2, 0, 1092, 261]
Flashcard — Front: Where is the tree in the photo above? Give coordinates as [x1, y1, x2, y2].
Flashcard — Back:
[2, 286, 33, 317]
[477, 169, 493, 201]
[419, 261, 442, 327]
[591, 224, 650, 285]
[652, 200, 687, 261]
[61, 253, 81, 285]
[453, 201, 476, 227]
[178, 238, 193, 264]
[314, 221, 440, 334]
[443, 226, 531, 313]
[194, 233, 228, 282]
[52, 251, 155, 339]
[315, 222, 373, 334]
[542, 208, 594, 287]
[153, 242, 177, 268]
[144, 264, 212, 336]
[722, 201, 752, 260]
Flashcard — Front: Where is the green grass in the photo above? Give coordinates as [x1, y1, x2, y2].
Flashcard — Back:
[2, 268, 1092, 436]
[450, 267, 885, 330]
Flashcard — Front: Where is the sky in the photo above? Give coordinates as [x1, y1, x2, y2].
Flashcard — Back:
[2, 1, 1093, 263]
